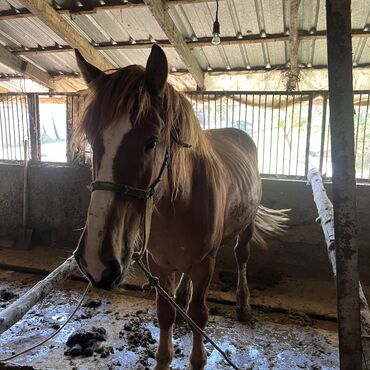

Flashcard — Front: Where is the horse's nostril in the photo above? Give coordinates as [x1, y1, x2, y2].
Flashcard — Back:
[105, 260, 122, 282]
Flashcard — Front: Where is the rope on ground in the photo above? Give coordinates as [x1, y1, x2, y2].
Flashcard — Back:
[0, 282, 91, 362]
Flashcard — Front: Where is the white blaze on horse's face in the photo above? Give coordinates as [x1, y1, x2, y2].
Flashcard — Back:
[83, 114, 132, 283]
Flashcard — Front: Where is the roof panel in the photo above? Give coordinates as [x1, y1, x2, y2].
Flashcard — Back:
[0, 0, 367, 91]
[25, 51, 77, 74]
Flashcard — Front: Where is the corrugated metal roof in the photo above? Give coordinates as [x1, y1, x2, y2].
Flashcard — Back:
[0, 0, 367, 92]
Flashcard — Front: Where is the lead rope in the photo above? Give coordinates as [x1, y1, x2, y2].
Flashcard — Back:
[0, 282, 91, 362]
[133, 200, 241, 370]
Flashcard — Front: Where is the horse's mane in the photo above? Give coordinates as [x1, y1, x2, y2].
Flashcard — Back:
[74, 65, 224, 198]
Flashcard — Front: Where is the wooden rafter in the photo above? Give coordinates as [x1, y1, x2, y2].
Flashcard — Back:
[20, 0, 115, 72]
[0, 0, 208, 21]
[10, 29, 370, 57]
[143, 0, 204, 88]
[0, 45, 52, 88]
[285, 0, 301, 91]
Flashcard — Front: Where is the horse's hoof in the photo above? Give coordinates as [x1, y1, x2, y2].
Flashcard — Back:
[236, 307, 256, 326]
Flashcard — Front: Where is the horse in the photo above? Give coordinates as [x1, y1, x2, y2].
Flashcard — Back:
[73, 45, 289, 370]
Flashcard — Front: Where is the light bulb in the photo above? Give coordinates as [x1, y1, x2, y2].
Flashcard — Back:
[212, 20, 221, 45]
[212, 33, 221, 45]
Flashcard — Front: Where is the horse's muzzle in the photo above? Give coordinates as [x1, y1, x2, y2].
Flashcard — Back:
[74, 254, 122, 291]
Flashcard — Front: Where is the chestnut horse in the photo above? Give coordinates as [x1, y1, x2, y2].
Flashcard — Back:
[74, 45, 288, 370]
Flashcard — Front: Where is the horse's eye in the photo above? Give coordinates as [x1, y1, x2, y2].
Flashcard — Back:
[145, 137, 157, 152]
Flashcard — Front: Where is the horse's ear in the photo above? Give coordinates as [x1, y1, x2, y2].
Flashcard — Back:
[75, 49, 105, 84]
[145, 45, 168, 95]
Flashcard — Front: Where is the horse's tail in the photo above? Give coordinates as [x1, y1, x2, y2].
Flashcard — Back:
[252, 205, 290, 248]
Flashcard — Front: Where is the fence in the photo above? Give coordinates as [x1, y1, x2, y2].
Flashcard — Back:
[0, 91, 369, 181]
[187, 91, 370, 181]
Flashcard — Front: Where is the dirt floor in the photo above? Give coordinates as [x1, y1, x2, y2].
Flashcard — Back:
[0, 269, 339, 370]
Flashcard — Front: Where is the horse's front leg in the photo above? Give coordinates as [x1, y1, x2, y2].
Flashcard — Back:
[188, 253, 216, 370]
[148, 254, 176, 370]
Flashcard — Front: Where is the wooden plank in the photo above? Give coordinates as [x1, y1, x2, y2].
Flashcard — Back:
[0, 45, 52, 88]
[326, 0, 362, 368]
[143, 0, 204, 88]
[27, 94, 40, 161]
[0, 256, 77, 335]
[285, 0, 301, 91]
[20, 0, 115, 72]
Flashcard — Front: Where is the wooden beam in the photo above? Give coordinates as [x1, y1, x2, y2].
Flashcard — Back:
[11, 29, 370, 58]
[142, 0, 204, 88]
[20, 0, 115, 72]
[326, 0, 362, 368]
[308, 168, 370, 369]
[0, 45, 52, 88]
[0, 256, 77, 335]
[285, 0, 301, 91]
[0, 0, 209, 20]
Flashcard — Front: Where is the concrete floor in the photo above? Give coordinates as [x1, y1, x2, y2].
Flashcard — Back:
[0, 268, 339, 370]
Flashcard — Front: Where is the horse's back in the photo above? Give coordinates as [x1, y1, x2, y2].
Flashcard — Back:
[206, 127, 257, 158]
[205, 128, 262, 241]
[205, 128, 259, 176]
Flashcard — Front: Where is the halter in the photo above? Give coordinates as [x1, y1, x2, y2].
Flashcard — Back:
[88, 150, 170, 260]
[87, 139, 189, 260]
[89, 150, 170, 200]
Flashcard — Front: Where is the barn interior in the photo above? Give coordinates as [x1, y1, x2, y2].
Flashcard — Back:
[0, 1, 368, 369]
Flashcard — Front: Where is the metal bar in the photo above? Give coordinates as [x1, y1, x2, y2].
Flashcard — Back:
[0, 98, 5, 159]
[226, 94, 229, 127]
[232, 94, 235, 126]
[5, 95, 13, 160]
[9, 96, 17, 159]
[319, 94, 328, 173]
[20, 96, 27, 160]
[251, 95, 255, 139]
[2, 97, 10, 160]
[360, 94, 370, 178]
[295, 94, 303, 175]
[214, 95, 217, 130]
[244, 94, 248, 133]
[304, 94, 313, 177]
[202, 94, 205, 128]
[282, 94, 289, 174]
[276, 94, 282, 174]
[219, 95, 223, 129]
[208, 94, 211, 130]
[257, 95, 261, 150]
[14, 96, 22, 159]
[239, 93, 242, 129]
[269, 95, 275, 173]
[326, 1, 362, 369]
[262, 95, 268, 173]
[289, 95, 296, 175]
[355, 93, 362, 155]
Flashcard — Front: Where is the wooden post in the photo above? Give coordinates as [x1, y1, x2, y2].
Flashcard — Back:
[308, 168, 370, 368]
[0, 257, 77, 335]
[325, 1, 362, 368]
[27, 93, 40, 161]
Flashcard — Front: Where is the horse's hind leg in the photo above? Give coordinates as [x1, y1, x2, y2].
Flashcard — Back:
[188, 253, 216, 370]
[234, 223, 253, 323]
[175, 273, 191, 322]
[148, 254, 176, 370]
